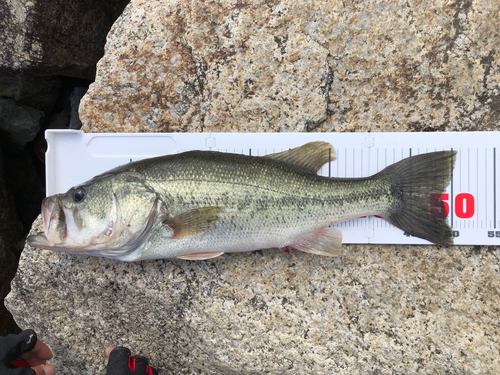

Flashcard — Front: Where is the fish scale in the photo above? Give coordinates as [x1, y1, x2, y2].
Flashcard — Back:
[28, 142, 455, 261]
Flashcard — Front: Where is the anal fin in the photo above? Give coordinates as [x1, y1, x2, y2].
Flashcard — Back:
[176, 251, 224, 260]
[287, 228, 343, 257]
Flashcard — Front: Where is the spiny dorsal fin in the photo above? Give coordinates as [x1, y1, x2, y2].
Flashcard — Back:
[264, 141, 336, 173]
[163, 206, 224, 239]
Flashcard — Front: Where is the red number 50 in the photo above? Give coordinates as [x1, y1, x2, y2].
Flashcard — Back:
[430, 193, 475, 219]
[455, 193, 475, 219]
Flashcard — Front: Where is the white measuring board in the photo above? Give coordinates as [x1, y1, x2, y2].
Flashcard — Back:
[45, 129, 500, 246]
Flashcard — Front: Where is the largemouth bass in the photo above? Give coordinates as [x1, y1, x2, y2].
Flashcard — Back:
[27, 142, 456, 261]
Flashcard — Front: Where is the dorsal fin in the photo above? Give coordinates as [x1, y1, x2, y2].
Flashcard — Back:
[264, 141, 336, 173]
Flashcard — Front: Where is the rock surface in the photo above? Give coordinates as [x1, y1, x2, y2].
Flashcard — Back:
[6, 0, 500, 374]
[6, 218, 500, 374]
[0, 73, 61, 114]
[0, 99, 43, 149]
[80, 0, 500, 133]
[0, 236, 19, 336]
[69, 87, 88, 130]
[0, 145, 23, 249]
[0, 146, 22, 336]
[0, 0, 130, 79]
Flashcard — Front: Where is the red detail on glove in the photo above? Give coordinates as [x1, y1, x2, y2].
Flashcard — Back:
[11, 358, 31, 368]
[146, 365, 153, 375]
[128, 357, 136, 371]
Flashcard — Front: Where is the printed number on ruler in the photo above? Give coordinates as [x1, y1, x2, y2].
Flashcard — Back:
[431, 193, 475, 219]
[404, 193, 475, 239]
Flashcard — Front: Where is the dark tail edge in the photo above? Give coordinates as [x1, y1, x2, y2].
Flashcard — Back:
[377, 150, 457, 246]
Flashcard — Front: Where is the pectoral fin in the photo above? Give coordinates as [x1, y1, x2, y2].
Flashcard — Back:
[176, 251, 224, 260]
[264, 142, 336, 173]
[287, 228, 343, 257]
[163, 206, 224, 239]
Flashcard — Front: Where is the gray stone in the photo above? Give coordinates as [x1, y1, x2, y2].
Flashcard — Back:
[0, 236, 19, 336]
[6, 218, 500, 374]
[69, 87, 88, 130]
[0, 72, 61, 114]
[46, 108, 71, 130]
[1, 149, 46, 233]
[0, 99, 43, 148]
[0, 0, 130, 79]
[0, 145, 22, 336]
[80, 0, 500, 133]
[0, 144, 23, 249]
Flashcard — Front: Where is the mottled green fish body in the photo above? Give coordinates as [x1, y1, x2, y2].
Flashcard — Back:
[28, 142, 456, 261]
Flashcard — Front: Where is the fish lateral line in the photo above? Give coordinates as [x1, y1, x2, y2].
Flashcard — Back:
[26, 143, 457, 260]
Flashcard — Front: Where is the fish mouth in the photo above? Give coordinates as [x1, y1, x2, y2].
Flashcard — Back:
[27, 233, 64, 251]
[28, 195, 84, 250]
[39, 195, 67, 246]
[27, 196, 160, 258]
[26, 233, 81, 253]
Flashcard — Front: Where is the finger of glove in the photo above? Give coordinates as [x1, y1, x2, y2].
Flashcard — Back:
[19, 339, 53, 366]
[31, 364, 55, 375]
[131, 356, 159, 375]
[7, 367, 36, 375]
[10, 366, 54, 375]
[106, 347, 132, 374]
[130, 355, 148, 373]
[1, 330, 37, 363]
[148, 365, 159, 375]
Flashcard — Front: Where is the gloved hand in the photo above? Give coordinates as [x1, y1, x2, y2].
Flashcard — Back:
[106, 347, 158, 375]
[0, 329, 55, 375]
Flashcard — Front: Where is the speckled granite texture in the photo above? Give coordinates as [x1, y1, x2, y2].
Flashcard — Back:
[6, 219, 500, 374]
[80, 0, 500, 133]
[0, 0, 130, 78]
[6, 0, 500, 374]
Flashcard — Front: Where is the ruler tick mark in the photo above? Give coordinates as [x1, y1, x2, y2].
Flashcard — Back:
[328, 148, 331, 178]
[451, 148, 454, 228]
[494, 148, 496, 229]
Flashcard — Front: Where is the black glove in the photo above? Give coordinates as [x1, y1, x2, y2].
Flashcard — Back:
[106, 347, 158, 375]
[0, 329, 37, 375]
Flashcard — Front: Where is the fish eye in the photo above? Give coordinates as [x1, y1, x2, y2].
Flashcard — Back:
[72, 188, 86, 203]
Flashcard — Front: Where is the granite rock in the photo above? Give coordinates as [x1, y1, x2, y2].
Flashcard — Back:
[6, 217, 500, 374]
[0, 0, 130, 79]
[6, 0, 500, 374]
[80, 0, 500, 133]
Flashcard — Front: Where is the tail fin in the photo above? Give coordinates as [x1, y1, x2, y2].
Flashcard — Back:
[377, 150, 457, 246]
